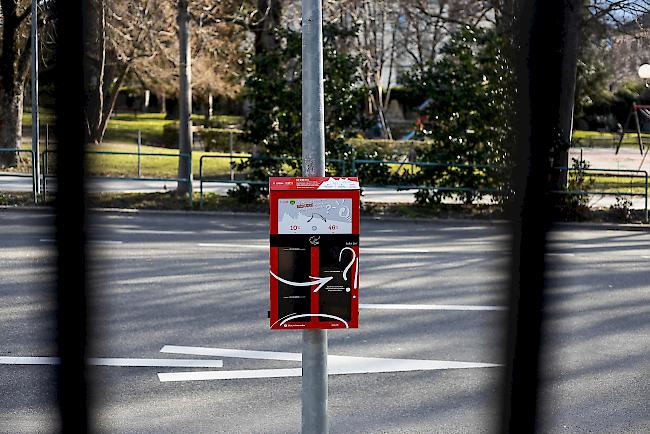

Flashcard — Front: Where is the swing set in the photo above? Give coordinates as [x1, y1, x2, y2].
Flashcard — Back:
[616, 103, 650, 170]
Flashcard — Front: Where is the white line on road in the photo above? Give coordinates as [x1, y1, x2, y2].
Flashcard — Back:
[197, 243, 504, 255]
[359, 303, 508, 312]
[158, 368, 302, 382]
[157, 345, 501, 382]
[39, 239, 123, 245]
[0, 356, 223, 368]
[161, 345, 301, 361]
[198, 243, 267, 249]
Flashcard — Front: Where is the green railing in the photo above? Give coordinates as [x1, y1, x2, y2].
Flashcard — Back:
[350, 159, 506, 195]
[42, 149, 193, 206]
[2, 147, 647, 220]
[0, 148, 37, 204]
[552, 167, 648, 222]
[198, 155, 345, 208]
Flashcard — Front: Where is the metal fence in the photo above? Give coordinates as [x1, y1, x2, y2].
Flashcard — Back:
[0, 148, 38, 204]
[2, 148, 649, 220]
[552, 167, 648, 222]
[42, 149, 193, 206]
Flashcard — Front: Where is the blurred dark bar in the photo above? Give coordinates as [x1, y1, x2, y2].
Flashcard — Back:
[53, 0, 89, 431]
[501, 0, 576, 432]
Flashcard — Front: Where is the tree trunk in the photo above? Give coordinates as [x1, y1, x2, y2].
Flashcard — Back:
[204, 93, 213, 127]
[94, 63, 130, 142]
[177, 0, 193, 196]
[84, 0, 106, 144]
[0, 88, 24, 167]
[0, 1, 32, 167]
[552, 0, 582, 189]
[160, 91, 166, 114]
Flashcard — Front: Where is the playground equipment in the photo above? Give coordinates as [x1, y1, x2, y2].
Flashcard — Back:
[616, 103, 649, 155]
[617, 103, 650, 170]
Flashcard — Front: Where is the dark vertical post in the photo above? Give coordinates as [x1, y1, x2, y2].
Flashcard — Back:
[54, 0, 89, 431]
[31, 0, 40, 199]
[501, 0, 578, 432]
[177, 0, 193, 196]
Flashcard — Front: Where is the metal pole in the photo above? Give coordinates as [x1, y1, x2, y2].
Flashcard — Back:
[644, 172, 648, 223]
[199, 157, 204, 209]
[31, 0, 40, 198]
[301, 1, 327, 433]
[229, 130, 234, 181]
[137, 130, 141, 178]
[177, 0, 193, 196]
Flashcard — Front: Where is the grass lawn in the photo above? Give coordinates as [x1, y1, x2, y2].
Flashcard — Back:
[583, 174, 648, 195]
[572, 129, 650, 147]
[23, 110, 244, 144]
[89, 144, 250, 179]
[13, 142, 250, 179]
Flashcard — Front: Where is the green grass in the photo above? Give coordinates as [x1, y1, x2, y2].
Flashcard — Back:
[582, 174, 648, 195]
[12, 142, 249, 179]
[572, 130, 650, 147]
[22, 110, 244, 144]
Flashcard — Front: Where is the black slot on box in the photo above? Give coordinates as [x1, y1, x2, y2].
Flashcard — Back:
[277, 247, 310, 322]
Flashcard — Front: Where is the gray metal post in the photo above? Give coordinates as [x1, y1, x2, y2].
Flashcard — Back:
[229, 130, 234, 181]
[645, 172, 648, 223]
[137, 130, 142, 178]
[177, 0, 193, 196]
[31, 0, 40, 198]
[301, 1, 328, 433]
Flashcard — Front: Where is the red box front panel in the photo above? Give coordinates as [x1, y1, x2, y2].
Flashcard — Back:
[269, 178, 359, 330]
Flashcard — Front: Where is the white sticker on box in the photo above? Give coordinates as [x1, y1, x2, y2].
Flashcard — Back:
[278, 198, 352, 234]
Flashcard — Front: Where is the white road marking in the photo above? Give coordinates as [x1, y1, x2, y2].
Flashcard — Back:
[161, 345, 301, 361]
[157, 345, 501, 382]
[198, 243, 267, 249]
[39, 239, 123, 245]
[198, 243, 507, 256]
[545, 252, 575, 257]
[0, 356, 223, 368]
[359, 303, 507, 312]
[118, 229, 196, 235]
[158, 369, 302, 382]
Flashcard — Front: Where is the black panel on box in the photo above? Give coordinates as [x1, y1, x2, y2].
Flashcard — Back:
[318, 236, 358, 322]
[277, 247, 310, 322]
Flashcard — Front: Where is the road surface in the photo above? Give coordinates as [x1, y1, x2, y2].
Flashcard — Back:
[0, 210, 648, 433]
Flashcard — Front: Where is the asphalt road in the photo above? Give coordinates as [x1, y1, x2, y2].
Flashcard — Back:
[0, 210, 648, 433]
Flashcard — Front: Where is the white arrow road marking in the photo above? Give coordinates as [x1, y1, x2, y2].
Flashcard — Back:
[360, 303, 508, 312]
[161, 345, 302, 361]
[0, 357, 223, 368]
[157, 345, 501, 382]
[269, 270, 333, 293]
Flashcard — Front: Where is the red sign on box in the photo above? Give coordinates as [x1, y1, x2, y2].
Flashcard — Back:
[269, 177, 360, 330]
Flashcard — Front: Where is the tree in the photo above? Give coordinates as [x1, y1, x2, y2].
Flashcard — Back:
[0, 0, 33, 166]
[237, 24, 368, 196]
[401, 27, 513, 204]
